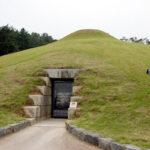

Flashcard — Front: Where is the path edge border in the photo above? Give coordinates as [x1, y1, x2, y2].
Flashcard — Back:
[0, 118, 37, 138]
[65, 121, 148, 150]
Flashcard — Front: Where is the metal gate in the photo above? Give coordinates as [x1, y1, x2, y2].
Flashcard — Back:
[52, 79, 73, 118]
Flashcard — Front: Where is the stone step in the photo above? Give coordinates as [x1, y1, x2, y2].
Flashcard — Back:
[40, 77, 51, 87]
[23, 106, 51, 118]
[29, 95, 51, 106]
[72, 86, 82, 94]
[37, 86, 51, 96]
[71, 96, 82, 102]
[23, 106, 40, 118]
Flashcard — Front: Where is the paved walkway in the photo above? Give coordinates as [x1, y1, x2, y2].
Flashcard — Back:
[0, 119, 100, 150]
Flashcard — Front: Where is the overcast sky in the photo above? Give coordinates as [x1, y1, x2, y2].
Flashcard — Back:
[0, 0, 150, 39]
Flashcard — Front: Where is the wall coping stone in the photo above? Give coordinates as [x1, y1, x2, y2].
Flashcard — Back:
[98, 138, 114, 150]
[110, 142, 125, 150]
[124, 145, 142, 150]
[84, 131, 102, 146]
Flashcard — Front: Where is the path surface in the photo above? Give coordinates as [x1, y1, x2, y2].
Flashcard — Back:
[0, 119, 100, 150]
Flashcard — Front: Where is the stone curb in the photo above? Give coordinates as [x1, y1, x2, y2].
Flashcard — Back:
[0, 119, 36, 138]
[65, 121, 145, 150]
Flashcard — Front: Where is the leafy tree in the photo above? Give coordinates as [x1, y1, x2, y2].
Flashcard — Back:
[0, 25, 56, 56]
[0, 25, 19, 55]
[30, 32, 41, 47]
[17, 28, 31, 50]
[41, 33, 53, 44]
[120, 36, 150, 45]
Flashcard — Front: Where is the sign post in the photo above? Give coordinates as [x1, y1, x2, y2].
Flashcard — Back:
[70, 102, 77, 108]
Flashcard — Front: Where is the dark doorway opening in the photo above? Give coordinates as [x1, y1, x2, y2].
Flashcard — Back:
[51, 79, 74, 118]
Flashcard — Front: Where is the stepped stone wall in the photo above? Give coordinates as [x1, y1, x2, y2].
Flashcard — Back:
[23, 69, 82, 121]
[23, 77, 52, 121]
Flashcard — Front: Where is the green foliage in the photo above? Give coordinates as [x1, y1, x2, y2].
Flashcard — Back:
[120, 36, 150, 44]
[17, 28, 31, 50]
[0, 25, 56, 56]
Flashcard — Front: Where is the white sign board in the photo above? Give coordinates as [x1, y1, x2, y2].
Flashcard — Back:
[70, 102, 77, 108]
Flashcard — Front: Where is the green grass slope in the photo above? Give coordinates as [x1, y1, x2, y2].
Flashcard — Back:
[0, 29, 150, 148]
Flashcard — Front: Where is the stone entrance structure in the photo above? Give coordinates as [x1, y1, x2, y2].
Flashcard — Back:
[23, 69, 81, 120]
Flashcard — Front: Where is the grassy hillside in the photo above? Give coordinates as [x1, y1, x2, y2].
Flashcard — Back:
[0, 29, 150, 148]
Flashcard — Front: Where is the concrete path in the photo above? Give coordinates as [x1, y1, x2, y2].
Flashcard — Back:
[0, 119, 100, 150]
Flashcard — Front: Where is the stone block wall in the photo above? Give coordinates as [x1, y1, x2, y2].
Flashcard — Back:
[23, 69, 82, 121]
[68, 86, 82, 119]
[23, 77, 52, 121]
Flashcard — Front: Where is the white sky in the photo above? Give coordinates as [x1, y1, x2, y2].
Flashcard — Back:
[0, 0, 150, 39]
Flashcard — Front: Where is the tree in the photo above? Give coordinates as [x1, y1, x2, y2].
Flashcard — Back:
[17, 28, 31, 50]
[120, 36, 150, 45]
[41, 33, 53, 43]
[30, 32, 41, 47]
[0, 25, 19, 56]
[0, 25, 56, 56]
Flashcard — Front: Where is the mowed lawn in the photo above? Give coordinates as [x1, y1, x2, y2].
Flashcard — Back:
[0, 29, 150, 148]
